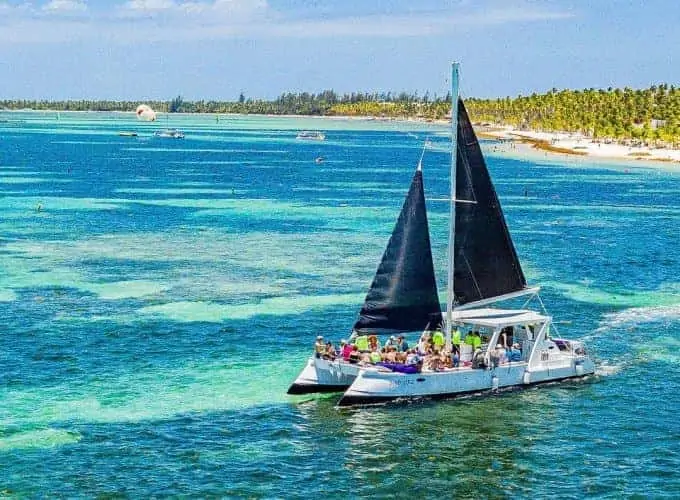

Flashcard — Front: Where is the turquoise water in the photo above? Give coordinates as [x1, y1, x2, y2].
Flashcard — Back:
[1, 111, 679, 497]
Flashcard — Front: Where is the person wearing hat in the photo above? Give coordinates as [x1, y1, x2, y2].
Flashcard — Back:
[314, 335, 325, 358]
[384, 335, 398, 350]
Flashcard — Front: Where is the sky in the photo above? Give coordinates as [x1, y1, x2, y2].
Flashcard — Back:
[0, 0, 677, 100]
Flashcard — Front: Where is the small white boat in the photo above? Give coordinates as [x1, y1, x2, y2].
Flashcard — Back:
[118, 131, 138, 137]
[154, 129, 184, 139]
[288, 62, 596, 405]
[296, 130, 325, 141]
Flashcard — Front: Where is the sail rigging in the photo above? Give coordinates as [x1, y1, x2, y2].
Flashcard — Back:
[353, 168, 442, 333]
[453, 99, 527, 306]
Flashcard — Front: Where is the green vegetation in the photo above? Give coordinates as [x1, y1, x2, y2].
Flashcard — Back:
[2, 85, 679, 144]
[0, 91, 450, 117]
[466, 85, 680, 145]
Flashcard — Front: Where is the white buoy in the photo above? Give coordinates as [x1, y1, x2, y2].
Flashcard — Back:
[491, 375, 499, 391]
[523, 371, 531, 385]
[576, 363, 584, 376]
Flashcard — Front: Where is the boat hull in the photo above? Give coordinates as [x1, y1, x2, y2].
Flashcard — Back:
[287, 356, 360, 395]
[337, 358, 595, 406]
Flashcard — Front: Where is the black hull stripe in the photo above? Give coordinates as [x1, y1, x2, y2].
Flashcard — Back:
[287, 383, 351, 395]
[337, 375, 592, 406]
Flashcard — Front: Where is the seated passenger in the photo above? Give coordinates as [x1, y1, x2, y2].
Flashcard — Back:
[489, 344, 506, 368]
[369, 351, 382, 364]
[341, 340, 353, 361]
[383, 345, 398, 363]
[405, 350, 423, 372]
[417, 333, 430, 355]
[471, 348, 486, 369]
[384, 335, 398, 350]
[354, 334, 369, 352]
[397, 335, 409, 352]
[348, 345, 360, 364]
[323, 341, 336, 360]
[368, 335, 381, 352]
[509, 343, 522, 361]
[314, 335, 325, 358]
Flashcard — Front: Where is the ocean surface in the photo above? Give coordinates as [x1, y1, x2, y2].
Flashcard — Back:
[1, 111, 679, 498]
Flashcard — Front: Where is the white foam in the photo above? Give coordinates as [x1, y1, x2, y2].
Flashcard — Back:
[598, 303, 680, 330]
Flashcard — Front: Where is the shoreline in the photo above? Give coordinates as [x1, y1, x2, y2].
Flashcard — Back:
[479, 126, 680, 165]
[4, 108, 679, 166]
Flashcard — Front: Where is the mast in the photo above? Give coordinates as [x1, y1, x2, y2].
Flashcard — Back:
[446, 62, 460, 349]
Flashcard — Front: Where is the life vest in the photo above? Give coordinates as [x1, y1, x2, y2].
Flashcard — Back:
[452, 330, 461, 346]
[432, 330, 445, 347]
[369, 352, 382, 363]
[355, 335, 369, 351]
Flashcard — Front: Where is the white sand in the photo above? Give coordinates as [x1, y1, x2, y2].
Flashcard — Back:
[483, 126, 680, 164]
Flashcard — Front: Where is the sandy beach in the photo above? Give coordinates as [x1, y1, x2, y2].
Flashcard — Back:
[480, 126, 680, 164]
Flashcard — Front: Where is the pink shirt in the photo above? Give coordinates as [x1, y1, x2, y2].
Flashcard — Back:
[342, 344, 353, 361]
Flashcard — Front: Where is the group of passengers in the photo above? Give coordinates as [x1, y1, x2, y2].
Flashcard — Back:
[314, 326, 523, 373]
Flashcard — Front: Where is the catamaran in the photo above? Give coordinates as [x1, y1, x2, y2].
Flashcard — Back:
[288, 62, 595, 403]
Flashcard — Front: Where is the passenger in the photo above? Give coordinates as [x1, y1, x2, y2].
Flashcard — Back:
[417, 333, 430, 355]
[384, 335, 398, 350]
[383, 345, 398, 363]
[323, 341, 336, 360]
[405, 350, 423, 372]
[341, 339, 353, 361]
[451, 349, 460, 368]
[465, 331, 481, 351]
[348, 345, 360, 364]
[471, 348, 486, 369]
[314, 335, 325, 358]
[489, 344, 506, 368]
[432, 329, 445, 352]
[355, 334, 369, 352]
[368, 335, 381, 352]
[509, 343, 522, 362]
[452, 327, 462, 355]
[397, 334, 409, 352]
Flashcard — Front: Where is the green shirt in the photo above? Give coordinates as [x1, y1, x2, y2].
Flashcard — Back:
[432, 330, 445, 347]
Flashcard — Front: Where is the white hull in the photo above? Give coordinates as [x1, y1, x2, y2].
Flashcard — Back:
[287, 357, 360, 394]
[338, 357, 595, 406]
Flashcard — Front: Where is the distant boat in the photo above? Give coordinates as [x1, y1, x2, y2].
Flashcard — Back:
[118, 131, 138, 137]
[296, 130, 325, 141]
[154, 129, 185, 139]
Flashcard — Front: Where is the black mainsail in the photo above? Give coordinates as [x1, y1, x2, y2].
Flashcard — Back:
[353, 168, 443, 333]
[453, 100, 527, 306]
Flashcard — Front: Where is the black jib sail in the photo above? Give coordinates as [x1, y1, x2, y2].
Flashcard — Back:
[353, 169, 443, 333]
[453, 99, 527, 306]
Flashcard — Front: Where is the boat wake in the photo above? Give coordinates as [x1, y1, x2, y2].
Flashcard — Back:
[595, 303, 680, 332]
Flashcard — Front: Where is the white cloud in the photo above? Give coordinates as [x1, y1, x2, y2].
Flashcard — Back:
[43, 0, 88, 12]
[118, 0, 267, 18]
[0, 1, 571, 44]
[122, 0, 176, 11]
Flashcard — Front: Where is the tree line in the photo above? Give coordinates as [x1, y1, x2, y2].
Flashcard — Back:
[2, 85, 679, 143]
